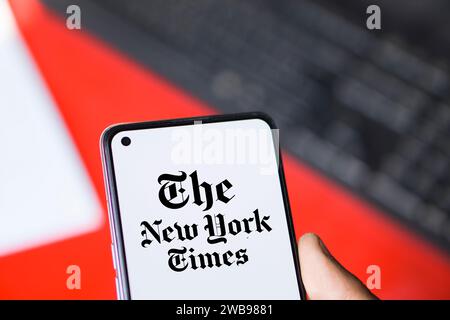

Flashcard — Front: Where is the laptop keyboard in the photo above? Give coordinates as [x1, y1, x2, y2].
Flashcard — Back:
[44, 0, 450, 250]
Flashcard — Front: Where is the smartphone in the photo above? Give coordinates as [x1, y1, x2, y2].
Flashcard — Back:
[101, 112, 305, 299]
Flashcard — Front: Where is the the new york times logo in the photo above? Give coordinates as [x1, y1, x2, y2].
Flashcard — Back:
[140, 170, 272, 272]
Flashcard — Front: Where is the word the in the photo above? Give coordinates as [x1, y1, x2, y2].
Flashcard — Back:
[158, 170, 234, 211]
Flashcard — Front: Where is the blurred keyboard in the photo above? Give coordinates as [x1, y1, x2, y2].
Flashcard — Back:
[43, 0, 450, 251]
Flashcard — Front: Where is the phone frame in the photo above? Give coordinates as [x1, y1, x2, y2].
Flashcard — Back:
[100, 112, 306, 300]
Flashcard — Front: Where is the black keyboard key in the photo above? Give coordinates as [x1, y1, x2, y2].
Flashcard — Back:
[370, 40, 450, 98]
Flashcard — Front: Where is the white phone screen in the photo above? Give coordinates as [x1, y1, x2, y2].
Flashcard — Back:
[106, 116, 301, 299]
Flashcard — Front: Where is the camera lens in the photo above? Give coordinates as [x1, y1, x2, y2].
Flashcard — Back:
[121, 136, 131, 146]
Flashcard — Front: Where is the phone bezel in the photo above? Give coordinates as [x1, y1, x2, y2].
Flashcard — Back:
[100, 112, 306, 300]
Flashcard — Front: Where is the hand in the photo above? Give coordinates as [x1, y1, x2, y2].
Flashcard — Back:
[298, 233, 378, 300]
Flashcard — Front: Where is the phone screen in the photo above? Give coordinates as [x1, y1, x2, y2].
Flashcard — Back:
[103, 114, 302, 299]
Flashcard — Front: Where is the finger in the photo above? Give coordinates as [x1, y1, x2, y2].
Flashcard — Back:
[298, 233, 377, 300]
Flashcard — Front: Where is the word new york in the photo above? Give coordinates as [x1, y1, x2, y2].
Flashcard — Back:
[140, 209, 272, 246]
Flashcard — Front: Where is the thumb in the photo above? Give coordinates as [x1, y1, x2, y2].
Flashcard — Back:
[298, 233, 377, 300]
